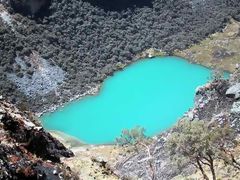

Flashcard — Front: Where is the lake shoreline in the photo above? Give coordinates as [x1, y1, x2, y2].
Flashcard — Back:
[39, 28, 238, 116]
[37, 54, 158, 117]
[41, 56, 215, 144]
[38, 54, 221, 117]
[39, 48, 234, 146]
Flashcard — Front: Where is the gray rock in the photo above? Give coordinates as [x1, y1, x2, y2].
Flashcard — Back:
[231, 101, 240, 114]
[7, 56, 65, 97]
[226, 83, 240, 99]
[0, 108, 5, 114]
[115, 134, 192, 180]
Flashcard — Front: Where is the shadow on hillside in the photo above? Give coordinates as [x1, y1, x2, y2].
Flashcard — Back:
[85, 0, 153, 11]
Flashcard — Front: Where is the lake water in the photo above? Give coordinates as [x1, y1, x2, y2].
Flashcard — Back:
[41, 57, 213, 144]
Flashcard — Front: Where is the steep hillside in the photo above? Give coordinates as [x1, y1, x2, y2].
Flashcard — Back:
[0, 0, 240, 113]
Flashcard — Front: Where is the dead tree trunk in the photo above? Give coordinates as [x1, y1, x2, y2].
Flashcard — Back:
[196, 157, 209, 180]
[208, 155, 216, 180]
[139, 142, 156, 180]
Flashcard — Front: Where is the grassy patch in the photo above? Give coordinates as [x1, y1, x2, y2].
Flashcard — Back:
[175, 19, 240, 73]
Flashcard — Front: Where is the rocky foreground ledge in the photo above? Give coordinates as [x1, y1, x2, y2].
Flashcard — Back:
[0, 97, 77, 179]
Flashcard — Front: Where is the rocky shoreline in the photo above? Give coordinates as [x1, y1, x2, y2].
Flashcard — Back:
[37, 52, 167, 116]
[38, 51, 232, 117]
[37, 84, 101, 117]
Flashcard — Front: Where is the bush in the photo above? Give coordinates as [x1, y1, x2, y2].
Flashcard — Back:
[166, 119, 238, 180]
[116, 126, 147, 146]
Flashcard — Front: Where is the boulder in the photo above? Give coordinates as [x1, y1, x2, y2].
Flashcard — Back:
[226, 83, 240, 99]
[231, 101, 240, 114]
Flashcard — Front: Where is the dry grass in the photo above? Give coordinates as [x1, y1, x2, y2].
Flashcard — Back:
[175, 19, 240, 73]
[63, 145, 124, 180]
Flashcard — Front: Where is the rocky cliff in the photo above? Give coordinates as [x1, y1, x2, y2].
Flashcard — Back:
[0, 97, 77, 179]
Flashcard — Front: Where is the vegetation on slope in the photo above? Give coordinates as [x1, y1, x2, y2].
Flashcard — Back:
[0, 0, 240, 112]
[167, 119, 239, 180]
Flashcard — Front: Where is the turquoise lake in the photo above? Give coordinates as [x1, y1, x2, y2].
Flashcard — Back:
[41, 57, 213, 144]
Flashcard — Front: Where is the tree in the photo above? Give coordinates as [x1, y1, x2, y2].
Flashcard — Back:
[166, 119, 238, 180]
[116, 126, 154, 154]
[116, 126, 147, 147]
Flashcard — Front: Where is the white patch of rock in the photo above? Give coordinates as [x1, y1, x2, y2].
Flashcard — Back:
[231, 101, 240, 114]
[7, 54, 65, 97]
[226, 83, 240, 99]
[0, 4, 14, 30]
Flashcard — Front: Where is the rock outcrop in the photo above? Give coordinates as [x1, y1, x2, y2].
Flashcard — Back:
[231, 101, 240, 114]
[226, 83, 240, 99]
[0, 97, 77, 179]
